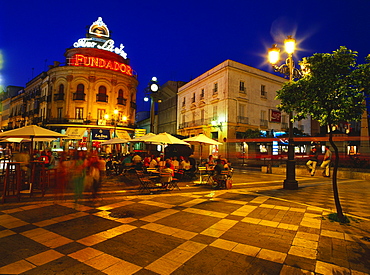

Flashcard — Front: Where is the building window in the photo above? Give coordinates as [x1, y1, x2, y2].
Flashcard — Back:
[117, 89, 127, 105]
[211, 132, 219, 140]
[200, 89, 205, 100]
[97, 109, 105, 120]
[182, 97, 186, 107]
[201, 109, 205, 124]
[192, 93, 195, 103]
[261, 85, 266, 97]
[75, 107, 83, 119]
[238, 104, 248, 124]
[54, 84, 65, 101]
[59, 84, 64, 93]
[73, 84, 85, 100]
[213, 83, 218, 94]
[239, 81, 246, 92]
[212, 105, 218, 121]
[57, 108, 63, 119]
[97, 86, 108, 102]
[260, 110, 268, 127]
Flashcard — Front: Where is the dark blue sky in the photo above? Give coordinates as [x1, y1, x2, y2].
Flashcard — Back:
[2, 0, 370, 112]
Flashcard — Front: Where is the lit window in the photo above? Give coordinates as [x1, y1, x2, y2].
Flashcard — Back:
[75, 107, 83, 119]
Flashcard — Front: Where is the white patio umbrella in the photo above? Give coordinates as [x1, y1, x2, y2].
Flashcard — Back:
[0, 125, 67, 155]
[143, 132, 190, 145]
[140, 132, 190, 158]
[184, 134, 222, 162]
[100, 138, 130, 145]
[130, 133, 156, 142]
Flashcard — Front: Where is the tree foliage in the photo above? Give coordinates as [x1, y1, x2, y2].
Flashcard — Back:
[276, 46, 368, 125]
[275, 46, 370, 221]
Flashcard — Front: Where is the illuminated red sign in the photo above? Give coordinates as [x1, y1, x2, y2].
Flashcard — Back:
[270, 109, 281, 123]
[70, 54, 133, 76]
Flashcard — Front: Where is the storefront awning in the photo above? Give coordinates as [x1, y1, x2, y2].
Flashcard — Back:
[116, 130, 131, 140]
[64, 128, 86, 140]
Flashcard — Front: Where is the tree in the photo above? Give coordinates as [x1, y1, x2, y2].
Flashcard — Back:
[276, 46, 370, 222]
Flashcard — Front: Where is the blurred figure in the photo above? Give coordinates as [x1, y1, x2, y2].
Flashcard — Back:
[39, 151, 50, 167]
[87, 153, 101, 199]
[55, 152, 68, 201]
[143, 155, 151, 168]
[172, 156, 180, 170]
[160, 162, 174, 189]
[47, 150, 56, 169]
[206, 155, 215, 168]
[132, 153, 142, 170]
[14, 149, 31, 188]
[306, 147, 319, 176]
[149, 156, 158, 168]
[321, 146, 332, 177]
[71, 151, 87, 202]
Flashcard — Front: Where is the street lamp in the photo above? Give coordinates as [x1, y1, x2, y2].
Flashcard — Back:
[147, 77, 160, 133]
[113, 109, 119, 138]
[268, 36, 302, 190]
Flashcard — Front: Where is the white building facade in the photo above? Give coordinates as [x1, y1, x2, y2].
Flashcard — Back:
[177, 60, 311, 162]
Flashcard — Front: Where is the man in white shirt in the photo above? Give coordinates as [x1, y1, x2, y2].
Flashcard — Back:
[321, 146, 332, 177]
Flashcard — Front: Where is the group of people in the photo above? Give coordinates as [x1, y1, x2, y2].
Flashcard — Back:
[306, 145, 332, 177]
[54, 150, 107, 201]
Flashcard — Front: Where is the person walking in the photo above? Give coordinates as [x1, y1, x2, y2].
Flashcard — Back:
[321, 146, 332, 177]
[306, 147, 319, 176]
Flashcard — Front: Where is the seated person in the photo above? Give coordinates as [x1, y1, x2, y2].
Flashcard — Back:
[39, 151, 50, 167]
[172, 156, 180, 170]
[149, 157, 158, 169]
[206, 155, 215, 168]
[213, 159, 227, 188]
[160, 162, 174, 189]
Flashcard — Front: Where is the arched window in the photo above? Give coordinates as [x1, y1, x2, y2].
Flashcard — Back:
[117, 89, 126, 105]
[98, 86, 107, 94]
[55, 84, 65, 101]
[73, 84, 85, 100]
[77, 84, 84, 93]
[58, 84, 64, 94]
[97, 85, 108, 102]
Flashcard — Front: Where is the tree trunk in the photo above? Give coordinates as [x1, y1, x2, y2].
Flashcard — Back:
[328, 125, 344, 220]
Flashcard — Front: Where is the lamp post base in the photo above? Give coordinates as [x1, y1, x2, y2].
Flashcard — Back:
[283, 159, 298, 190]
[283, 179, 298, 190]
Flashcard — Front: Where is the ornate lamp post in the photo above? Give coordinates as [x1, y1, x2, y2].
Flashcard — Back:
[268, 36, 302, 190]
[145, 77, 160, 134]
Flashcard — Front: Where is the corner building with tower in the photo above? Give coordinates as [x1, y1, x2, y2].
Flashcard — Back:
[2, 17, 137, 150]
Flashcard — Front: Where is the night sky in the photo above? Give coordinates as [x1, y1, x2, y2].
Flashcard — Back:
[1, 0, 370, 112]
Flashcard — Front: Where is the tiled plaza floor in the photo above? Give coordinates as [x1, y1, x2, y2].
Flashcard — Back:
[0, 170, 369, 274]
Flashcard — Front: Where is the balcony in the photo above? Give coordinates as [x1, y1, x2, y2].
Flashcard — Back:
[96, 94, 108, 102]
[260, 119, 268, 128]
[131, 102, 137, 109]
[54, 93, 65, 101]
[281, 122, 288, 130]
[39, 96, 46, 103]
[117, 97, 127, 105]
[237, 116, 249, 124]
[73, 92, 86, 101]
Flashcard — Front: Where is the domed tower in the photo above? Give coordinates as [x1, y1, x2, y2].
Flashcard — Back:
[46, 17, 138, 149]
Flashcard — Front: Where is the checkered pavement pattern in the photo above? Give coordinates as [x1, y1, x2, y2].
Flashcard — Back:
[1, 188, 369, 274]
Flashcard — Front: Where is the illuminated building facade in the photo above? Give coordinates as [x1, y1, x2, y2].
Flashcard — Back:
[177, 59, 311, 161]
[3, 17, 138, 150]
